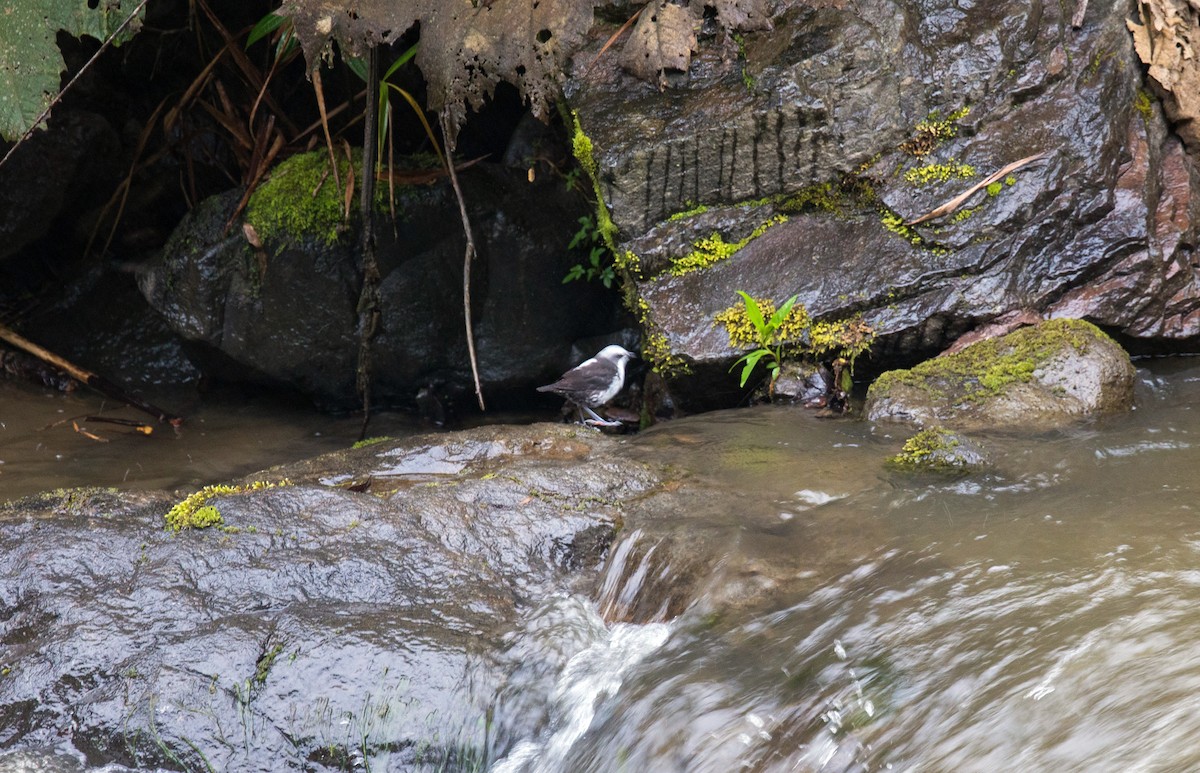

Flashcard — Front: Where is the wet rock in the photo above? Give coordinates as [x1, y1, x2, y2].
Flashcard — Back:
[567, 0, 1200, 409]
[863, 318, 1136, 431]
[138, 161, 622, 410]
[0, 423, 657, 771]
[884, 426, 991, 474]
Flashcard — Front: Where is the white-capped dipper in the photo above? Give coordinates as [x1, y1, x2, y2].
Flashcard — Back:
[537, 345, 636, 427]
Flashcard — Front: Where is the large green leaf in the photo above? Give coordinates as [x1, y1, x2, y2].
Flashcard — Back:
[0, 0, 144, 140]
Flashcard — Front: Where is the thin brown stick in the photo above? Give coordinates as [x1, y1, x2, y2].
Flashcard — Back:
[355, 46, 382, 438]
[584, 6, 644, 76]
[905, 151, 1048, 226]
[312, 68, 341, 190]
[0, 324, 182, 425]
[0, 0, 149, 171]
[440, 111, 486, 411]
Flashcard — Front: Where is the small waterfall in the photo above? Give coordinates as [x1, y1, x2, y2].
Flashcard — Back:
[490, 598, 671, 773]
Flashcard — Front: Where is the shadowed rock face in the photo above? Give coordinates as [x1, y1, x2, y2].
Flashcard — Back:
[569, 0, 1200, 408]
[138, 165, 622, 411]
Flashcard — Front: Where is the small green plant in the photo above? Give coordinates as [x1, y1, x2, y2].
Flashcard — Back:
[563, 215, 615, 288]
[729, 291, 800, 389]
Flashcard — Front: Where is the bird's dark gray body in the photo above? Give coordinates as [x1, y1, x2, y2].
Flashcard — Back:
[537, 345, 635, 425]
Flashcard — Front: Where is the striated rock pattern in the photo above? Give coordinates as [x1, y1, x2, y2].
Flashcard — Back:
[568, 0, 1200, 407]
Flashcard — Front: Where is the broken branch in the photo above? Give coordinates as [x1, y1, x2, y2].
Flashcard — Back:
[905, 151, 1048, 226]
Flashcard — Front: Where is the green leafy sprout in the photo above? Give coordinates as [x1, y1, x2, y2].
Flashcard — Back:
[729, 291, 800, 390]
[563, 215, 616, 288]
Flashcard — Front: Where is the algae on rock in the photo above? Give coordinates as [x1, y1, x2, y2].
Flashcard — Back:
[865, 319, 1136, 431]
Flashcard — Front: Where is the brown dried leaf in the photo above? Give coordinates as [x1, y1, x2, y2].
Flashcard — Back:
[281, 0, 776, 144]
[622, 1, 699, 83]
[282, 0, 596, 148]
[708, 0, 772, 32]
[1127, 0, 1200, 152]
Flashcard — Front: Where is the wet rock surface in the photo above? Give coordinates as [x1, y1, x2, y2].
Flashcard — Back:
[568, 0, 1200, 405]
[0, 424, 659, 770]
[863, 318, 1136, 430]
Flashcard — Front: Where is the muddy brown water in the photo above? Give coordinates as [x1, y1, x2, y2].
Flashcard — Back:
[4, 359, 1200, 771]
[494, 358, 1200, 772]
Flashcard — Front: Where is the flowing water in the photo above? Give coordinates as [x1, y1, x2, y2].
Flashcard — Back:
[490, 358, 1200, 772]
[5, 359, 1200, 771]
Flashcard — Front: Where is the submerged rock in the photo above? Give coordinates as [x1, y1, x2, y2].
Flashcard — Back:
[885, 426, 991, 474]
[863, 318, 1136, 430]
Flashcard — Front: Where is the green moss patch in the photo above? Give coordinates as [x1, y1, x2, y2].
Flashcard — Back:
[165, 479, 292, 531]
[667, 214, 788, 276]
[245, 149, 402, 246]
[886, 427, 984, 473]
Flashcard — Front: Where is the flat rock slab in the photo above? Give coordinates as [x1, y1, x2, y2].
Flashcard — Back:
[0, 424, 660, 771]
[863, 318, 1136, 431]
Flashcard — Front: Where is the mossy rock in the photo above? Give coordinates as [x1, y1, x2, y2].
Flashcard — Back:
[885, 427, 990, 474]
[864, 319, 1135, 431]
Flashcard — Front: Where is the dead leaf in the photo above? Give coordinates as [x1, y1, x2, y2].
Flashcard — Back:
[623, 1, 699, 84]
[1127, 0, 1200, 153]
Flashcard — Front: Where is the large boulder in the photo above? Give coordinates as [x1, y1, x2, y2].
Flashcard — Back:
[863, 318, 1136, 430]
[567, 0, 1200, 409]
[138, 157, 623, 410]
[0, 424, 658, 771]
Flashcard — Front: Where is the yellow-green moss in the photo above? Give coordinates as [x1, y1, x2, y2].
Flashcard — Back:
[810, 316, 875, 366]
[986, 182, 1003, 197]
[880, 209, 926, 246]
[713, 298, 874, 370]
[885, 427, 968, 472]
[668, 202, 711, 221]
[900, 106, 970, 157]
[903, 160, 977, 186]
[951, 205, 982, 222]
[352, 436, 390, 449]
[634, 294, 689, 377]
[714, 297, 812, 349]
[165, 479, 292, 531]
[667, 214, 787, 276]
[1134, 89, 1154, 121]
[776, 182, 846, 216]
[870, 318, 1106, 404]
[569, 111, 619, 253]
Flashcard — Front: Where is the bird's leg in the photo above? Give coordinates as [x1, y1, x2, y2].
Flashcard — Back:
[581, 405, 622, 428]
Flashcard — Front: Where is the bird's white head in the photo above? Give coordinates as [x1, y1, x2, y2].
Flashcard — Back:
[596, 345, 635, 364]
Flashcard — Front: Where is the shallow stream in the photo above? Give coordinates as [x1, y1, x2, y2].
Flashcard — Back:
[3, 358, 1200, 771]
[491, 357, 1200, 772]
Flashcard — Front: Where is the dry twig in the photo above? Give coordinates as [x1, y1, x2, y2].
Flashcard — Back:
[440, 111, 486, 412]
[905, 151, 1048, 226]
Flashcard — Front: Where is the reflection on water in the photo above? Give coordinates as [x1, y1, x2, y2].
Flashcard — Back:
[500, 359, 1200, 772]
[0, 381, 439, 499]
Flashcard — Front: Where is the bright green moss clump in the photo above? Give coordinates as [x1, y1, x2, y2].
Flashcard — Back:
[714, 296, 812, 348]
[165, 479, 292, 531]
[668, 215, 787, 276]
[885, 427, 981, 473]
[903, 160, 977, 186]
[900, 106, 970, 157]
[245, 151, 362, 246]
